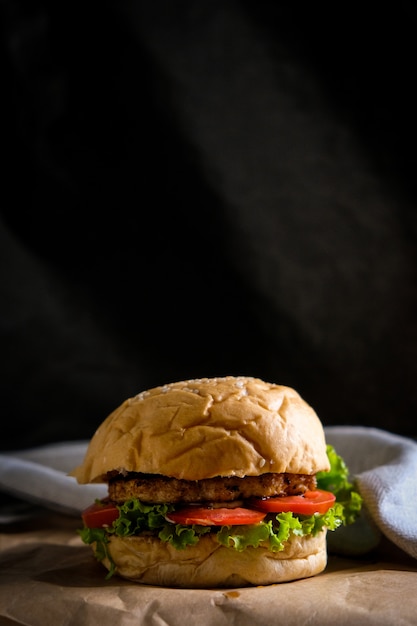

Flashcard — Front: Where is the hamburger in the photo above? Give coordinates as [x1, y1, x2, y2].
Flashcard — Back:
[71, 376, 361, 588]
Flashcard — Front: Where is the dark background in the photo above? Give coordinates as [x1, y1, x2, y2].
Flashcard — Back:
[1, 1, 417, 450]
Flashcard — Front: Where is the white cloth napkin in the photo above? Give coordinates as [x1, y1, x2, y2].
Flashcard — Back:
[324, 426, 417, 559]
[0, 428, 416, 561]
[0, 441, 107, 520]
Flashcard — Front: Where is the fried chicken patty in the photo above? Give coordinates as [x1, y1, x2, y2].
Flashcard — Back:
[107, 472, 317, 504]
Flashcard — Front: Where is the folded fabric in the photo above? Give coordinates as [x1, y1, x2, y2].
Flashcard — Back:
[325, 426, 417, 559]
[0, 442, 106, 519]
[0, 428, 416, 562]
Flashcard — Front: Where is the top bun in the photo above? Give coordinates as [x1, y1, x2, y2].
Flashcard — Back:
[71, 376, 330, 483]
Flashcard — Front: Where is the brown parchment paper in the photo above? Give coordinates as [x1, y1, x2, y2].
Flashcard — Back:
[1, 512, 417, 626]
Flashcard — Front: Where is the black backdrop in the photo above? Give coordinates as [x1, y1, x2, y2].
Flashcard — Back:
[2, 2, 417, 449]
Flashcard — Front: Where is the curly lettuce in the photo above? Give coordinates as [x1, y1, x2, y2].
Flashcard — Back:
[78, 445, 362, 578]
[317, 445, 363, 526]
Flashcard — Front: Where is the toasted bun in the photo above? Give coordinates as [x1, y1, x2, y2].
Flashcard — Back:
[72, 376, 330, 483]
[94, 529, 327, 588]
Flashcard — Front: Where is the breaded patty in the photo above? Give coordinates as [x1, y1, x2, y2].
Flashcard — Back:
[108, 472, 317, 504]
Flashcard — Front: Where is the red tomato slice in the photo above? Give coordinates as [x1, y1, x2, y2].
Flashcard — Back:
[82, 501, 120, 528]
[166, 506, 266, 526]
[249, 489, 336, 515]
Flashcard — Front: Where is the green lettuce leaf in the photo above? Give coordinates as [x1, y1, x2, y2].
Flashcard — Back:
[78, 526, 116, 579]
[317, 445, 363, 526]
[78, 445, 362, 578]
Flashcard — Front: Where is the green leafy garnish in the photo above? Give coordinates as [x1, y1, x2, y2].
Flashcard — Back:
[78, 445, 362, 578]
[317, 445, 363, 526]
[78, 526, 116, 579]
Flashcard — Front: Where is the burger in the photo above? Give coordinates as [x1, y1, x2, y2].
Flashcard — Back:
[71, 376, 361, 588]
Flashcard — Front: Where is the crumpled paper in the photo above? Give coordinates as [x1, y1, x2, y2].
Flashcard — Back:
[1, 513, 417, 626]
[1, 428, 417, 625]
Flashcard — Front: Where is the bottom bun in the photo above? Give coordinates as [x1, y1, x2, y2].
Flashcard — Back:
[96, 531, 328, 588]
